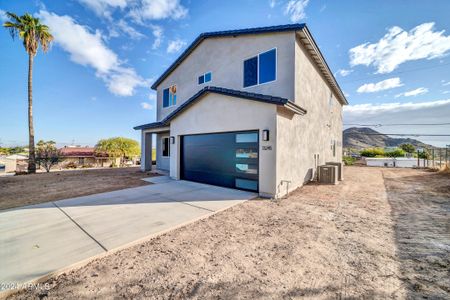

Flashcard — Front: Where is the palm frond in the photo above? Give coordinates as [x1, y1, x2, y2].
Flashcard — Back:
[2, 12, 54, 55]
[5, 12, 22, 23]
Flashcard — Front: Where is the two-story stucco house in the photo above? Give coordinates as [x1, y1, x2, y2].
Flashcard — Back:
[134, 23, 347, 198]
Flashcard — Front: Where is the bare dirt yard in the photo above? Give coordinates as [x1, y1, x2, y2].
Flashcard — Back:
[0, 167, 151, 211]
[10, 167, 450, 299]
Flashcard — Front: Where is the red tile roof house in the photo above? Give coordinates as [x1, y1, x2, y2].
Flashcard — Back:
[58, 146, 120, 168]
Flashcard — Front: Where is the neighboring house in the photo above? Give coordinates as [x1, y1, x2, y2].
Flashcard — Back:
[0, 156, 20, 173]
[59, 146, 120, 168]
[134, 24, 347, 198]
[0, 154, 28, 173]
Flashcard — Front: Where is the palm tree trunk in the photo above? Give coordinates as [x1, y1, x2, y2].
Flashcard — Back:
[28, 53, 36, 174]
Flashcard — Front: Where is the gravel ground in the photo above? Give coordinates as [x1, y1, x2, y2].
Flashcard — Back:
[9, 167, 450, 299]
[0, 167, 152, 211]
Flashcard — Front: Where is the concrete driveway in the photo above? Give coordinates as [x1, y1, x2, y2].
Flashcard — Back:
[0, 177, 256, 290]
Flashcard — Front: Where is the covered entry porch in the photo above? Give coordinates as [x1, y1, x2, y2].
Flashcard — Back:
[140, 125, 171, 172]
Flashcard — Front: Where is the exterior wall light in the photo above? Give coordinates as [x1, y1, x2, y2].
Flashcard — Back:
[262, 130, 269, 141]
[170, 136, 175, 144]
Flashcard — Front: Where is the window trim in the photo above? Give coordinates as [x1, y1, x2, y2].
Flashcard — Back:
[162, 84, 177, 109]
[161, 137, 170, 157]
[197, 71, 212, 86]
[242, 47, 277, 89]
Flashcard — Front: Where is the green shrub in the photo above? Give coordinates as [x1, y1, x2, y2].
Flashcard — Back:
[360, 148, 385, 157]
[385, 148, 406, 157]
[343, 156, 356, 166]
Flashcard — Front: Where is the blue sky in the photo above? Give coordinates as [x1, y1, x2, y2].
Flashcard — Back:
[1, 0, 450, 147]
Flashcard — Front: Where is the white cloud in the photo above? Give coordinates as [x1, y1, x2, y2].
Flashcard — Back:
[167, 39, 186, 53]
[337, 69, 353, 77]
[129, 0, 188, 23]
[105, 67, 148, 96]
[442, 80, 450, 86]
[151, 25, 163, 49]
[148, 93, 156, 101]
[284, 0, 309, 22]
[269, 0, 276, 8]
[0, 9, 8, 22]
[141, 102, 153, 110]
[344, 99, 450, 115]
[357, 77, 403, 93]
[115, 19, 145, 39]
[395, 87, 428, 98]
[38, 10, 146, 96]
[77, 0, 127, 19]
[442, 90, 450, 94]
[350, 22, 450, 74]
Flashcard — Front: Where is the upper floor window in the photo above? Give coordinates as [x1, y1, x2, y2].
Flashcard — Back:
[243, 48, 276, 88]
[198, 72, 212, 85]
[163, 85, 177, 108]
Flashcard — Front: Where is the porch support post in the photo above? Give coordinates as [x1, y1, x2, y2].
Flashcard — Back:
[141, 131, 153, 171]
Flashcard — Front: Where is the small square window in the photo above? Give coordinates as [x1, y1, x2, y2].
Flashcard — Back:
[204, 72, 211, 82]
[198, 75, 204, 84]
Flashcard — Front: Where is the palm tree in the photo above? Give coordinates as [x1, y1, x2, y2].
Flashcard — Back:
[3, 13, 53, 173]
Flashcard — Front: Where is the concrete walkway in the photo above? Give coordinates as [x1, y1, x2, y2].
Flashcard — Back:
[0, 177, 256, 290]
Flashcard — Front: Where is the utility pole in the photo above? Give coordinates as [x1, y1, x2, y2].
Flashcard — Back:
[446, 145, 449, 168]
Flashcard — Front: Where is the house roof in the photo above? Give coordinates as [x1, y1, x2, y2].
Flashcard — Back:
[150, 23, 347, 105]
[5, 154, 28, 160]
[133, 86, 306, 131]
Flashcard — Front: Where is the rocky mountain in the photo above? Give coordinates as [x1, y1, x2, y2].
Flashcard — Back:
[343, 127, 433, 150]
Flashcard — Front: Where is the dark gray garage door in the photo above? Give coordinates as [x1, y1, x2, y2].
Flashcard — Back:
[181, 131, 259, 192]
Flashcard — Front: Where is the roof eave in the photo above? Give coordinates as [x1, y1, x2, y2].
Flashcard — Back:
[297, 26, 348, 105]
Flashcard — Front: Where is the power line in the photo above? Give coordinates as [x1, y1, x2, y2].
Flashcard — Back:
[362, 133, 450, 137]
[344, 122, 450, 127]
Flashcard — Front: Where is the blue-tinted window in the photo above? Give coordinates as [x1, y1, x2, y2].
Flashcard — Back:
[204, 72, 211, 82]
[236, 132, 258, 143]
[163, 88, 169, 107]
[198, 75, 204, 84]
[235, 178, 258, 191]
[236, 148, 258, 158]
[243, 56, 258, 87]
[163, 85, 176, 107]
[236, 163, 258, 174]
[259, 49, 276, 84]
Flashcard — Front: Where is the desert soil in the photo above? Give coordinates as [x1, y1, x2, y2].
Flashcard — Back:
[0, 167, 151, 211]
[10, 167, 450, 299]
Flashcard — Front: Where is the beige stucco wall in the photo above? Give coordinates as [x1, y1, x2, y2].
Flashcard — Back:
[156, 32, 296, 122]
[0, 157, 17, 173]
[275, 36, 343, 197]
[169, 93, 278, 197]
